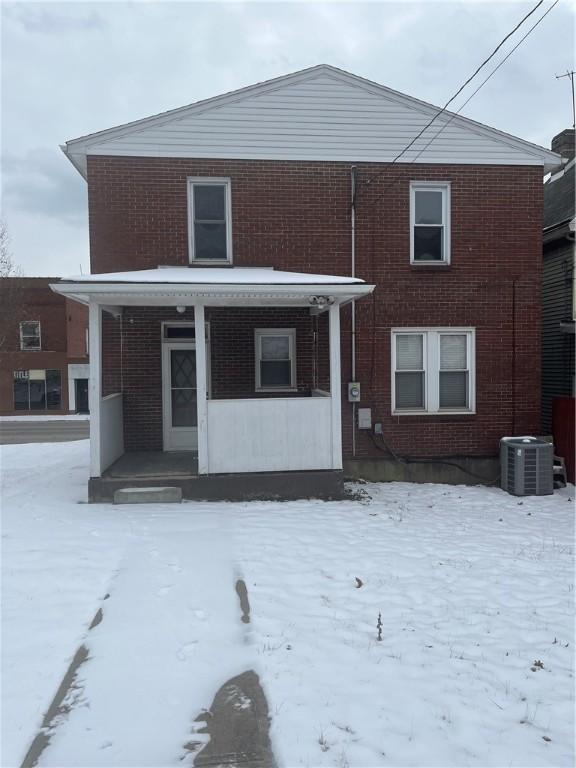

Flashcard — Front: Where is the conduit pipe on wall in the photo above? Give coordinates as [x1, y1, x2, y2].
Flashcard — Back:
[351, 165, 357, 457]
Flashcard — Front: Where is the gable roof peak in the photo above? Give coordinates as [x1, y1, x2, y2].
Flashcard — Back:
[62, 64, 562, 177]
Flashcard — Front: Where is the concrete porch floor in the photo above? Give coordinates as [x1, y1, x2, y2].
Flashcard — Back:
[105, 451, 198, 479]
[93, 451, 344, 503]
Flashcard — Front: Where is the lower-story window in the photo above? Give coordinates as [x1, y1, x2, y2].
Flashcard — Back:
[13, 369, 62, 410]
[392, 328, 475, 414]
[255, 328, 297, 391]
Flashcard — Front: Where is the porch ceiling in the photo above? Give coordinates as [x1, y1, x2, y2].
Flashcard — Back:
[50, 267, 375, 307]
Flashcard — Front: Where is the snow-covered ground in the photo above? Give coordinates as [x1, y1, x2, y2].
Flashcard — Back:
[1, 441, 574, 767]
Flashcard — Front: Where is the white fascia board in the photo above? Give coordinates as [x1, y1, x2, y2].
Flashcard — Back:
[50, 280, 375, 306]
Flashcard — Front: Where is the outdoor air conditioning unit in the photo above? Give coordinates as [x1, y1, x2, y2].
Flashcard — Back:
[500, 437, 554, 496]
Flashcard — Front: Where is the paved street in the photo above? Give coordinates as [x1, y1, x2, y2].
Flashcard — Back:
[0, 421, 89, 445]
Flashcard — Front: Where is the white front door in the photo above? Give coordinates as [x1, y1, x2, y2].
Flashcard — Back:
[162, 343, 198, 451]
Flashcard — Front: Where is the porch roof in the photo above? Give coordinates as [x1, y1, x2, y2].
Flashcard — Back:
[51, 266, 375, 307]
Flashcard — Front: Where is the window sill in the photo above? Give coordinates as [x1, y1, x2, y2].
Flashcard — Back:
[410, 261, 451, 267]
[255, 387, 298, 394]
[189, 260, 232, 267]
[393, 410, 476, 416]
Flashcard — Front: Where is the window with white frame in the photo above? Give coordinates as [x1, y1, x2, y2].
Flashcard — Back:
[410, 183, 450, 263]
[392, 329, 475, 413]
[188, 178, 232, 262]
[255, 329, 296, 391]
[20, 321, 41, 351]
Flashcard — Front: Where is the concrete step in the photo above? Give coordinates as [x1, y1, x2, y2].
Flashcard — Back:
[113, 486, 182, 504]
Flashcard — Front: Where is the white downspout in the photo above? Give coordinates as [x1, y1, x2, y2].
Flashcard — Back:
[351, 166, 357, 458]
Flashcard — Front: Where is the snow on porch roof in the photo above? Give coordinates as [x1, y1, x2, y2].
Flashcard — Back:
[59, 266, 366, 286]
[51, 266, 375, 307]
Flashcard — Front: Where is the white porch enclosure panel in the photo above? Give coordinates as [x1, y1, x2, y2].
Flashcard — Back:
[100, 393, 124, 472]
[207, 397, 333, 474]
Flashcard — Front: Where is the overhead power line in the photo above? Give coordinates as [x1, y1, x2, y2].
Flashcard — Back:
[360, 0, 551, 191]
[393, 0, 562, 173]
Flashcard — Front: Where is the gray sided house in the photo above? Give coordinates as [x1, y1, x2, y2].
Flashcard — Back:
[542, 129, 575, 427]
[542, 129, 575, 482]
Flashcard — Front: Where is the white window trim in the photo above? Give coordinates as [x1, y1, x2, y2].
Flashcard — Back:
[19, 321, 41, 351]
[187, 177, 233, 264]
[255, 328, 297, 393]
[410, 181, 451, 265]
[391, 328, 475, 415]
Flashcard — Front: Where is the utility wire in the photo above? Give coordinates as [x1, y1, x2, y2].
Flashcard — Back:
[371, 0, 562, 194]
[360, 0, 549, 191]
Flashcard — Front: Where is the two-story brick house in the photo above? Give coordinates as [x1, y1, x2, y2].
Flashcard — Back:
[51, 65, 561, 501]
[0, 277, 89, 415]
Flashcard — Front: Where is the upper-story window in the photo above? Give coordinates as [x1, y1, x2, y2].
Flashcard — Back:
[188, 178, 232, 263]
[20, 321, 41, 351]
[410, 182, 451, 264]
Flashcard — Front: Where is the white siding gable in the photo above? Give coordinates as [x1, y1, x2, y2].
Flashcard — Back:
[65, 66, 560, 175]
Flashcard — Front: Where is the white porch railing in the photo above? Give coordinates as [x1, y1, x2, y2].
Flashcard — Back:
[100, 393, 124, 472]
[207, 396, 334, 474]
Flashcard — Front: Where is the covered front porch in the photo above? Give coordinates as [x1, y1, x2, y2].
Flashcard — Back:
[52, 267, 374, 501]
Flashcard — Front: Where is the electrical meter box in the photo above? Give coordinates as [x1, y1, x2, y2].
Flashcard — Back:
[358, 408, 372, 430]
[348, 382, 361, 402]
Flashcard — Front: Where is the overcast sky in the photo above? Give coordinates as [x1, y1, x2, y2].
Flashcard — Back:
[1, 0, 574, 277]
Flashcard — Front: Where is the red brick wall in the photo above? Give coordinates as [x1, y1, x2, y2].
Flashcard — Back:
[101, 313, 122, 397]
[87, 157, 543, 458]
[209, 307, 314, 399]
[119, 306, 317, 451]
[66, 299, 88, 360]
[0, 278, 70, 414]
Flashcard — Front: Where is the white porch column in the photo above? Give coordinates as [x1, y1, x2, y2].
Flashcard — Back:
[88, 301, 102, 477]
[329, 302, 343, 470]
[194, 304, 209, 474]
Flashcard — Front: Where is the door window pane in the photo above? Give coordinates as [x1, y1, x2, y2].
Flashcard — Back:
[164, 326, 195, 339]
[46, 370, 62, 410]
[170, 350, 196, 428]
[171, 350, 196, 388]
[171, 389, 197, 427]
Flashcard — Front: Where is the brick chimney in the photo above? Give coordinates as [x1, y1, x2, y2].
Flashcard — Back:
[551, 128, 575, 160]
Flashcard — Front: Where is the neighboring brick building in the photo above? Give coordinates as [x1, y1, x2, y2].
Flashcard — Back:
[0, 277, 89, 415]
[51, 65, 561, 500]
